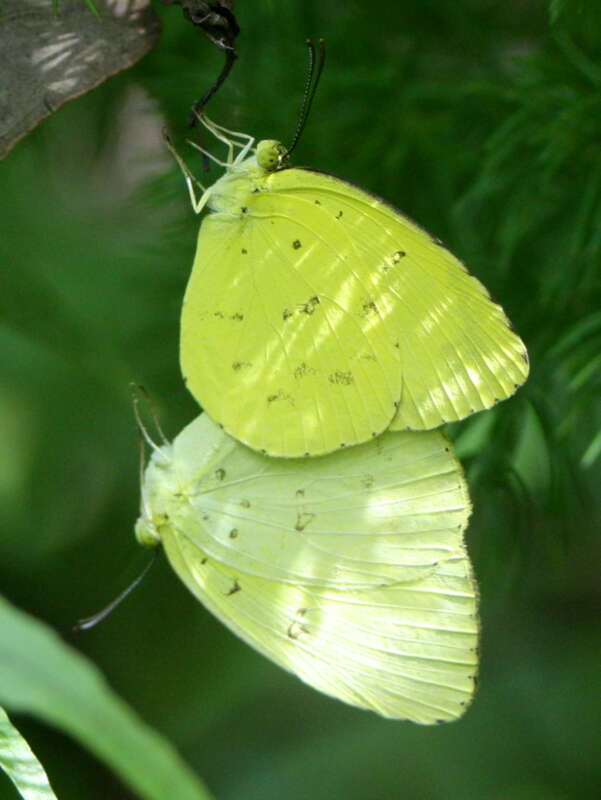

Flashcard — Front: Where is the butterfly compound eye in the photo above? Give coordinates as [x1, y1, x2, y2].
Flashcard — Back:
[256, 140, 288, 171]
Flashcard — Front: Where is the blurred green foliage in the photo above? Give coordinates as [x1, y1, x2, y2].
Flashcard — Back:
[1, 0, 600, 797]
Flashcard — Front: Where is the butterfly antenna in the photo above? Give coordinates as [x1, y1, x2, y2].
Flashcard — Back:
[130, 383, 169, 449]
[284, 38, 326, 160]
[73, 551, 159, 632]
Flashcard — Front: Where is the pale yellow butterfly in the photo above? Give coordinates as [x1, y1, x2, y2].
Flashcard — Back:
[175, 114, 528, 457]
[136, 413, 479, 722]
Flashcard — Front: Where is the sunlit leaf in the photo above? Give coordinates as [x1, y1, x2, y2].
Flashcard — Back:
[0, 0, 161, 158]
[0, 597, 213, 800]
[0, 706, 58, 800]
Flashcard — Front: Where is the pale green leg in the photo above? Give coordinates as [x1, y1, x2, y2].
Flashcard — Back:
[163, 133, 212, 214]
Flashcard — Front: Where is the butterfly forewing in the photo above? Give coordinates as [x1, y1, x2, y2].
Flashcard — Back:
[180, 199, 402, 457]
[161, 415, 470, 589]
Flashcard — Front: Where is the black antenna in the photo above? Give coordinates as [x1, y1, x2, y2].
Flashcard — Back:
[73, 551, 159, 632]
[285, 38, 326, 159]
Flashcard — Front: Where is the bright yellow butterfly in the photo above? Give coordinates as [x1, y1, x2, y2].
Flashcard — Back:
[176, 116, 528, 457]
[136, 412, 478, 722]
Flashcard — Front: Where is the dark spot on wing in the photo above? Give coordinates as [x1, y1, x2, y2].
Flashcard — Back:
[300, 296, 320, 315]
[227, 580, 241, 596]
[294, 362, 317, 379]
[214, 311, 224, 319]
[229, 528, 239, 539]
[267, 391, 295, 406]
[292, 239, 302, 249]
[361, 299, 377, 315]
[295, 511, 315, 532]
[314, 199, 321, 205]
[287, 609, 310, 638]
[241, 248, 247, 254]
[283, 308, 293, 320]
[215, 468, 226, 480]
[328, 370, 354, 385]
[200, 557, 208, 565]
[241, 206, 248, 214]
[295, 489, 305, 498]
[287, 621, 310, 639]
[232, 361, 252, 371]
[240, 499, 251, 508]
[230, 312, 244, 321]
[335, 210, 343, 219]
[392, 249, 406, 263]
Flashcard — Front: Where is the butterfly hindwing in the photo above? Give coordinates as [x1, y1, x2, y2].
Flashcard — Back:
[264, 168, 529, 431]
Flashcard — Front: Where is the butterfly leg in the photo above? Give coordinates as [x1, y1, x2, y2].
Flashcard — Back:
[162, 133, 212, 214]
[199, 114, 255, 165]
[200, 113, 255, 147]
[186, 140, 232, 168]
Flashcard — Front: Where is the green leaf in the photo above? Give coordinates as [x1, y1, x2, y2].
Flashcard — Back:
[0, 706, 58, 800]
[0, 597, 213, 800]
[511, 403, 552, 496]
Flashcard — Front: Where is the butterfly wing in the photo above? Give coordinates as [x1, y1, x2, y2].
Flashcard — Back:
[161, 523, 478, 723]
[138, 414, 478, 722]
[163, 414, 470, 589]
[180, 197, 402, 458]
[263, 168, 529, 431]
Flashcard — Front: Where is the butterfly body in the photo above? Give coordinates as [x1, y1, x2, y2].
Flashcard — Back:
[136, 413, 479, 723]
[180, 132, 529, 457]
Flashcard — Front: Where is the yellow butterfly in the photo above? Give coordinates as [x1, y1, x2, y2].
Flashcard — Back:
[175, 114, 528, 457]
[136, 413, 478, 722]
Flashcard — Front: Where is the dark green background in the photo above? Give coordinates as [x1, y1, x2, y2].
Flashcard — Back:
[1, 0, 600, 797]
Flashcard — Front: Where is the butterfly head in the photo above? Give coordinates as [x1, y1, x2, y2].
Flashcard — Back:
[256, 140, 289, 172]
[135, 444, 177, 549]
